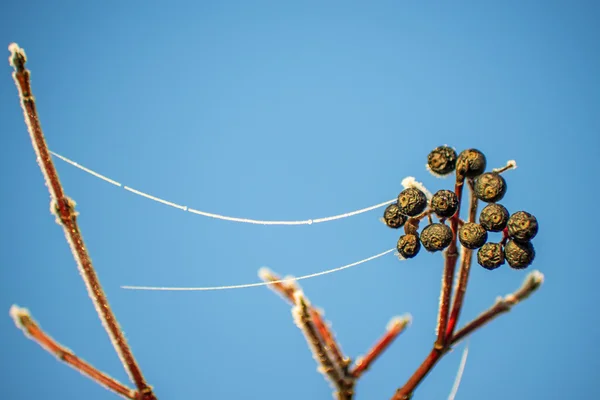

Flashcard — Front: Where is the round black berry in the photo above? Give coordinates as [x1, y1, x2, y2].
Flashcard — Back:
[397, 188, 427, 217]
[474, 172, 507, 203]
[479, 203, 509, 232]
[456, 149, 487, 179]
[504, 240, 535, 269]
[430, 190, 458, 218]
[477, 242, 505, 270]
[427, 146, 457, 176]
[458, 222, 488, 249]
[420, 223, 453, 252]
[507, 211, 538, 242]
[397, 234, 421, 259]
[383, 203, 407, 229]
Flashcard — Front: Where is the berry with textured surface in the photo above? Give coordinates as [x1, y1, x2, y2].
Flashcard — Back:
[427, 146, 457, 176]
[507, 211, 538, 242]
[430, 189, 458, 218]
[504, 239, 535, 269]
[397, 234, 421, 259]
[474, 172, 507, 203]
[420, 223, 453, 252]
[458, 222, 488, 249]
[479, 203, 509, 232]
[477, 242, 505, 270]
[397, 187, 427, 217]
[383, 203, 407, 229]
[456, 149, 487, 179]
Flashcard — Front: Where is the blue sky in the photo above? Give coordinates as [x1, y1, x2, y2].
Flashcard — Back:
[1, 2, 599, 399]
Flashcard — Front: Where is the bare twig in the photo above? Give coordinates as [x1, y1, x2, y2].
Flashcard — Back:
[445, 179, 478, 339]
[9, 305, 137, 399]
[436, 179, 465, 347]
[450, 270, 544, 346]
[8, 43, 155, 399]
[350, 315, 411, 379]
[292, 293, 354, 400]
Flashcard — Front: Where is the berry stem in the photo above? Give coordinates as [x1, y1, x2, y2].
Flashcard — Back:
[445, 179, 479, 339]
[8, 43, 156, 400]
[435, 179, 464, 348]
[9, 306, 138, 399]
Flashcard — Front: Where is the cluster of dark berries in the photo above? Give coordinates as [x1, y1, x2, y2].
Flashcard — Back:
[383, 145, 538, 270]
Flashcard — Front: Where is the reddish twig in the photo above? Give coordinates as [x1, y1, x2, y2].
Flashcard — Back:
[435, 179, 464, 348]
[293, 293, 354, 400]
[445, 179, 478, 339]
[260, 268, 351, 379]
[8, 43, 156, 399]
[9, 306, 138, 399]
[450, 270, 544, 346]
[350, 315, 411, 378]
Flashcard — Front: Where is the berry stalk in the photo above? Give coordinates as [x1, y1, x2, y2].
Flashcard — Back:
[445, 179, 479, 339]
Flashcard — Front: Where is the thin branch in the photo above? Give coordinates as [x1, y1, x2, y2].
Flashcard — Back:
[259, 268, 350, 371]
[445, 179, 478, 340]
[450, 270, 544, 346]
[292, 292, 354, 400]
[350, 315, 411, 379]
[8, 43, 155, 399]
[9, 305, 137, 400]
[435, 179, 464, 348]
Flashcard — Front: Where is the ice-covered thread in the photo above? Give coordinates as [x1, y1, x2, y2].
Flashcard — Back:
[121, 248, 396, 291]
[50, 151, 395, 226]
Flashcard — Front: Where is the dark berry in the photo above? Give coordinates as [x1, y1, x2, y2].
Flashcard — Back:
[430, 190, 458, 218]
[477, 242, 505, 270]
[397, 234, 421, 259]
[427, 146, 457, 176]
[420, 223, 453, 252]
[456, 149, 487, 179]
[474, 172, 507, 203]
[458, 222, 488, 249]
[397, 187, 427, 217]
[504, 240, 535, 269]
[479, 203, 509, 232]
[383, 203, 407, 229]
[507, 211, 538, 242]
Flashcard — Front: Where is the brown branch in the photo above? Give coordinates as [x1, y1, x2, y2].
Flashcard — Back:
[392, 270, 544, 400]
[260, 268, 351, 373]
[292, 293, 354, 400]
[450, 270, 544, 346]
[350, 315, 411, 379]
[445, 179, 478, 340]
[435, 179, 464, 348]
[8, 43, 155, 399]
[9, 305, 138, 399]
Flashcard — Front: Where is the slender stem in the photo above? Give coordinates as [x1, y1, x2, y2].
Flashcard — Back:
[10, 306, 137, 400]
[293, 294, 353, 399]
[450, 270, 544, 346]
[392, 348, 443, 400]
[393, 270, 544, 400]
[311, 308, 351, 374]
[9, 43, 155, 399]
[445, 179, 478, 340]
[435, 179, 464, 347]
[350, 315, 411, 378]
[260, 268, 350, 372]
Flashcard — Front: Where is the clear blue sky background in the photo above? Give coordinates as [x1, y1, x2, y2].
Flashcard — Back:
[1, 2, 599, 399]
